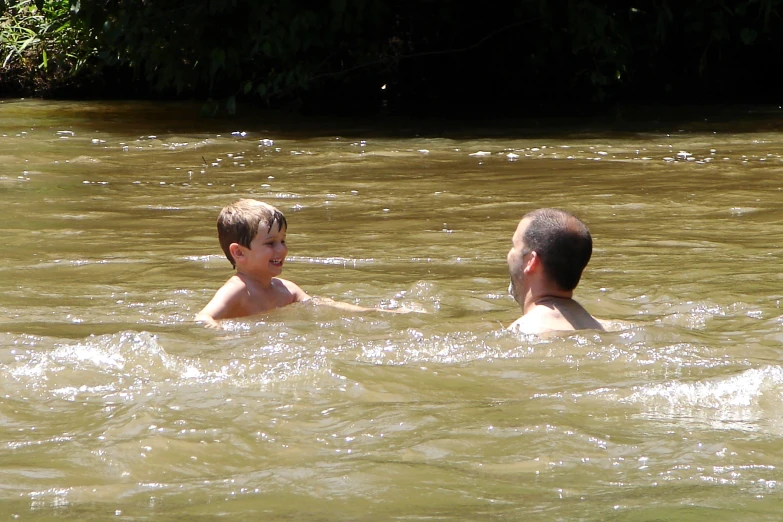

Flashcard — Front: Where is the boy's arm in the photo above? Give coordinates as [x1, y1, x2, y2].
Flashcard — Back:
[194, 309, 222, 328]
[311, 296, 412, 314]
[277, 280, 412, 313]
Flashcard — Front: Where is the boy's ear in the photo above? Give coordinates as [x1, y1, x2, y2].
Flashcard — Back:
[229, 243, 245, 263]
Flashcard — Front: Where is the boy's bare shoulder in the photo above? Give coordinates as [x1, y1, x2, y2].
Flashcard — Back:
[214, 275, 253, 311]
[195, 275, 251, 325]
[272, 277, 311, 302]
[218, 274, 251, 296]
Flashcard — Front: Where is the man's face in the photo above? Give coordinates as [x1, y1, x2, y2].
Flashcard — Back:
[507, 218, 531, 305]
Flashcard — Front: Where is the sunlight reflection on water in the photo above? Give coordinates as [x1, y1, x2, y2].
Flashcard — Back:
[3, 100, 783, 519]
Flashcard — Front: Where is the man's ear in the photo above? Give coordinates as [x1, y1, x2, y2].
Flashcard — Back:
[229, 243, 245, 263]
[523, 251, 540, 275]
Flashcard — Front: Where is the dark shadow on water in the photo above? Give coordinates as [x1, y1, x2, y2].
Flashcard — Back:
[2, 98, 783, 139]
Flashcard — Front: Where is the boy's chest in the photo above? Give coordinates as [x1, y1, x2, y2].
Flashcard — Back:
[243, 284, 295, 314]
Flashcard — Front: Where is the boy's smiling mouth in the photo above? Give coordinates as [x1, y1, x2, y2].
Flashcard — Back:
[270, 259, 283, 267]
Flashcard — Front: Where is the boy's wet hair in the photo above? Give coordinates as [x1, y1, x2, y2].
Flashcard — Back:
[216, 199, 287, 268]
[522, 208, 592, 291]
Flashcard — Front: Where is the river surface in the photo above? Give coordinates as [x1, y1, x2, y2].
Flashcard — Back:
[2, 99, 783, 520]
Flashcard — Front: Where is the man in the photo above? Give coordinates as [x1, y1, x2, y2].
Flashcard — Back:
[506, 208, 604, 335]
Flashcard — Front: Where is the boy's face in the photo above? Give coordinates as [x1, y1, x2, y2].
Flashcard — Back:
[239, 223, 288, 278]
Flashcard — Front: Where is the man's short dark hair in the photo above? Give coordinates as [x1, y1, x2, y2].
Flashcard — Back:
[522, 208, 592, 291]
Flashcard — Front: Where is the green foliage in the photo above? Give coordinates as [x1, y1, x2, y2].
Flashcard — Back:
[4, 0, 783, 107]
[1, 0, 97, 93]
[540, 0, 783, 101]
[69, 0, 391, 108]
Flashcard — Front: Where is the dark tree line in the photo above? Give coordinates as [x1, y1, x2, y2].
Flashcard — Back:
[2, 0, 782, 114]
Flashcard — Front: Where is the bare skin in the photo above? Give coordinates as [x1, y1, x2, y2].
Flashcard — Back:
[195, 224, 309, 328]
[507, 296, 604, 335]
[506, 217, 604, 335]
[196, 224, 411, 328]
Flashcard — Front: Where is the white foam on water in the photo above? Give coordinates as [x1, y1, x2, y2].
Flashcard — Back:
[621, 365, 783, 431]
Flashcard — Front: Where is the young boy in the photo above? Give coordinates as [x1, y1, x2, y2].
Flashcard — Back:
[195, 199, 307, 327]
[196, 198, 402, 327]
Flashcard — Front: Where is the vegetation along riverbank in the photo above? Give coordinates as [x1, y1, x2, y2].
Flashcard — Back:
[2, 0, 782, 116]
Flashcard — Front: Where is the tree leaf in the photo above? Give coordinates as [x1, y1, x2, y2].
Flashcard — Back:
[740, 27, 757, 45]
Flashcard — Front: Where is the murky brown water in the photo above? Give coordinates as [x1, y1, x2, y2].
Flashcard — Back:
[2, 99, 783, 520]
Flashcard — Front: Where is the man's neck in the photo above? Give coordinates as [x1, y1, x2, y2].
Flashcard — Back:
[523, 290, 574, 315]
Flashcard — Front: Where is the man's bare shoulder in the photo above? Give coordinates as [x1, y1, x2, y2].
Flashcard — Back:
[507, 315, 547, 335]
[507, 308, 605, 335]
